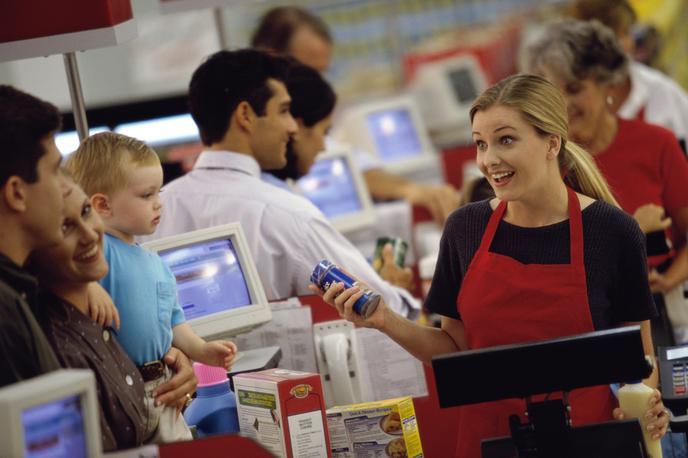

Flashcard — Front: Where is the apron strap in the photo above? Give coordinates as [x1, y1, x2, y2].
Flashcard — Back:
[477, 199, 507, 255]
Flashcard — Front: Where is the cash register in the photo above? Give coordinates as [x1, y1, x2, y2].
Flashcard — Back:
[433, 326, 654, 457]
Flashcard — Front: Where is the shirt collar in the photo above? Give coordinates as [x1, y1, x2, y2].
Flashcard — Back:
[261, 172, 293, 192]
[193, 151, 261, 178]
[618, 62, 649, 119]
[0, 253, 38, 296]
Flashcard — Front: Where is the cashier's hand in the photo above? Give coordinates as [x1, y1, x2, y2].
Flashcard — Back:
[154, 347, 198, 415]
[200, 340, 238, 370]
[403, 183, 460, 226]
[379, 243, 415, 292]
[86, 282, 120, 329]
[309, 280, 387, 331]
[613, 388, 669, 441]
[634, 204, 672, 233]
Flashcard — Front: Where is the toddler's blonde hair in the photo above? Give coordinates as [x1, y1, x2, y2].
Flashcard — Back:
[66, 132, 159, 196]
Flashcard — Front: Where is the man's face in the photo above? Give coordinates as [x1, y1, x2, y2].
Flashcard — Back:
[289, 26, 333, 73]
[22, 136, 70, 249]
[251, 79, 298, 170]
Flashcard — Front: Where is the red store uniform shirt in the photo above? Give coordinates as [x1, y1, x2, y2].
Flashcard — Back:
[594, 118, 688, 266]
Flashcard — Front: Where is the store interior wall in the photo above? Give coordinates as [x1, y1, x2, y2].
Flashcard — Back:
[1, 0, 685, 113]
[0, 0, 554, 112]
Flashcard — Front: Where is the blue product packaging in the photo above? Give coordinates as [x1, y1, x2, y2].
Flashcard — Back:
[310, 260, 381, 318]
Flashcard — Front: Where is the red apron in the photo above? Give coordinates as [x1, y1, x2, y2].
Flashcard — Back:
[454, 187, 617, 458]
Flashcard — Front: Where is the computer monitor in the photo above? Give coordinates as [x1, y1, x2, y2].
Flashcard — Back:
[54, 127, 109, 156]
[333, 95, 441, 180]
[0, 369, 102, 458]
[409, 53, 488, 146]
[114, 113, 203, 163]
[142, 223, 272, 339]
[294, 148, 376, 234]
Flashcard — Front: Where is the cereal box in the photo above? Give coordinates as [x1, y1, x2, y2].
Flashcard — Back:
[234, 369, 332, 458]
[326, 396, 423, 458]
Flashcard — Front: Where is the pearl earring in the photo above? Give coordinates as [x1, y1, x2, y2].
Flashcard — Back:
[606, 95, 615, 106]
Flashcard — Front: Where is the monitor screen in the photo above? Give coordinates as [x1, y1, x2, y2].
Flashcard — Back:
[297, 157, 363, 219]
[22, 396, 88, 458]
[158, 238, 252, 322]
[0, 370, 101, 458]
[54, 127, 109, 157]
[143, 223, 271, 338]
[366, 109, 423, 162]
[448, 67, 478, 104]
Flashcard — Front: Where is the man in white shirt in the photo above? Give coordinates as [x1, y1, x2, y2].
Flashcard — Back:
[251, 6, 460, 225]
[151, 49, 420, 319]
[617, 61, 688, 147]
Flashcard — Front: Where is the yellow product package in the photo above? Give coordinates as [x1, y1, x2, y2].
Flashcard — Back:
[326, 396, 423, 458]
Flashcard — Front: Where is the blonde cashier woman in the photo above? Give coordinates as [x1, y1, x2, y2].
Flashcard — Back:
[310, 74, 669, 458]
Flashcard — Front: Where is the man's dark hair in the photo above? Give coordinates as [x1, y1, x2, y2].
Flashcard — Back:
[269, 60, 336, 181]
[188, 49, 291, 146]
[287, 61, 336, 128]
[0, 85, 61, 187]
[251, 6, 332, 53]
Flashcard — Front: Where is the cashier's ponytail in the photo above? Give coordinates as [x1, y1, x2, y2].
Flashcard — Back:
[470, 74, 619, 207]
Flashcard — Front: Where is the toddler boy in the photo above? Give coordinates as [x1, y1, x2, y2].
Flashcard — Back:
[67, 132, 236, 442]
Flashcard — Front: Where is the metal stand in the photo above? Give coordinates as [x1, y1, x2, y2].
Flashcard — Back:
[62, 52, 89, 141]
[508, 396, 572, 458]
[481, 394, 649, 458]
[214, 8, 229, 50]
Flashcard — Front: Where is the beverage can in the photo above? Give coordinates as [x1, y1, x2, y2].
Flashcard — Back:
[372, 237, 408, 273]
[310, 260, 381, 318]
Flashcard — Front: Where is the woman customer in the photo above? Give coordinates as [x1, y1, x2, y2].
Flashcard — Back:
[28, 178, 196, 452]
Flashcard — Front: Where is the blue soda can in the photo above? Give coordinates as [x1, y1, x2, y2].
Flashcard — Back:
[310, 260, 381, 318]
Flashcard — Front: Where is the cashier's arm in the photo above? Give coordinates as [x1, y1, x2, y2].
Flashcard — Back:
[621, 320, 658, 388]
[316, 281, 466, 364]
[377, 306, 468, 365]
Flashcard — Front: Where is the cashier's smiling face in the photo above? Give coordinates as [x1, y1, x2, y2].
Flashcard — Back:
[472, 104, 558, 203]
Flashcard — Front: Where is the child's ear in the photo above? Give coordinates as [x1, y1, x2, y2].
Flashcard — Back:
[90, 193, 111, 217]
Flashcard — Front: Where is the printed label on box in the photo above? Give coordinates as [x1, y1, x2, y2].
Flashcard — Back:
[234, 369, 331, 458]
[288, 410, 329, 457]
[236, 388, 284, 456]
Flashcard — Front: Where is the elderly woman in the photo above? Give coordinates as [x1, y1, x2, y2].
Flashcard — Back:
[525, 19, 688, 346]
[568, 0, 688, 147]
[28, 178, 196, 452]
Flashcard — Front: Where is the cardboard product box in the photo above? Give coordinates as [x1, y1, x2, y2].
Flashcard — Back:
[326, 397, 423, 458]
[234, 369, 332, 458]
